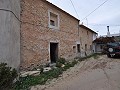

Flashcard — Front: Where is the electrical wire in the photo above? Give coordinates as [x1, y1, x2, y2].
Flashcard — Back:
[89, 23, 120, 27]
[81, 0, 109, 21]
[69, 0, 80, 19]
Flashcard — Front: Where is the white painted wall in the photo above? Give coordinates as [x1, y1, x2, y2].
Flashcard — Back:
[0, 0, 20, 69]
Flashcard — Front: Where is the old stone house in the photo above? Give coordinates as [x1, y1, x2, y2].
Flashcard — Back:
[20, 0, 80, 70]
[0, 0, 97, 70]
[79, 25, 97, 57]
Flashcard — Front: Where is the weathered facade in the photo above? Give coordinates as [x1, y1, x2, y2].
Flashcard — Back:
[79, 25, 97, 57]
[0, 0, 20, 69]
[0, 0, 97, 70]
[20, 0, 80, 70]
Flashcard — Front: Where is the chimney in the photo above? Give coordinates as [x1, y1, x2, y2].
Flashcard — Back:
[107, 26, 109, 31]
[107, 26, 110, 37]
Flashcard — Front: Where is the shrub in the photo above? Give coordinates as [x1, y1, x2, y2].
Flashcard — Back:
[14, 68, 63, 90]
[57, 58, 66, 64]
[56, 58, 66, 67]
[0, 63, 18, 89]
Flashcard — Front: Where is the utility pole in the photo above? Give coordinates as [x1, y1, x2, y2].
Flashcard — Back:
[86, 18, 88, 26]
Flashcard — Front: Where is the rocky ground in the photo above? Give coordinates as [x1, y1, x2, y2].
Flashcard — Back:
[31, 55, 120, 90]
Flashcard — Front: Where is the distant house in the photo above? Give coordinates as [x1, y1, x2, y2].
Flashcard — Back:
[94, 26, 119, 53]
[0, 0, 97, 70]
[93, 37, 115, 53]
[109, 33, 120, 42]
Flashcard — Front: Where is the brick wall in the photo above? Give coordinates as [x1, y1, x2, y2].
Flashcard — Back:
[20, 0, 79, 70]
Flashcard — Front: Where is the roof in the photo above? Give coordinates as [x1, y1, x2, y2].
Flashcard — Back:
[93, 37, 116, 44]
[79, 24, 97, 34]
[42, 0, 80, 21]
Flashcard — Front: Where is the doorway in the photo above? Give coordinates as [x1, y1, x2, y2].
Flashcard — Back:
[50, 43, 58, 63]
[77, 44, 80, 53]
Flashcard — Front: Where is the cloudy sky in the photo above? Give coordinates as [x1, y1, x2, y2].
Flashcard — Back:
[47, 0, 120, 36]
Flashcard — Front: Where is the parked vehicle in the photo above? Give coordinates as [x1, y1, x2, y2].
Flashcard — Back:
[106, 42, 120, 57]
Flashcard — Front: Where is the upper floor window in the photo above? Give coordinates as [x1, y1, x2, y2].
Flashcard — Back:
[87, 31, 88, 35]
[48, 11, 59, 29]
[73, 46, 76, 53]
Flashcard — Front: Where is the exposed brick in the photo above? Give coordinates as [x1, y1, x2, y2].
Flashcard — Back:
[20, 0, 95, 70]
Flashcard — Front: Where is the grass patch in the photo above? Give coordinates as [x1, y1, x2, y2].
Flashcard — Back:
[13, 54, 102, 90]
[13, 60, 78, 90]
[13, 68, 63, 90]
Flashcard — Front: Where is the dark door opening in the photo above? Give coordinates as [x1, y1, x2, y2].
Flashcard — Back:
[77, 44, 80, 53]
[50, 43, 58, 63]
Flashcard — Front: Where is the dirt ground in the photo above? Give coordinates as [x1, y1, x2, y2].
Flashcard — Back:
[31, 55, 120, 90]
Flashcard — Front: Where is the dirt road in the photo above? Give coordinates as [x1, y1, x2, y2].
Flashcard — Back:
[31, 55, 120, 90]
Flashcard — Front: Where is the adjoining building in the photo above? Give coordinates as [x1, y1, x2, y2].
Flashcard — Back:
[79, 25, 97, 57]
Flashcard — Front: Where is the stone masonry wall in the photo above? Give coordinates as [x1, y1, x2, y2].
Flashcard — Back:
[20, 0, 79, 70]
[79, 26, 94, 57]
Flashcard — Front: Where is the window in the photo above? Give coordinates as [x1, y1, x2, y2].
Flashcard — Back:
[48, 11, 59, 29]
[77, 44, 80, 53]
[50, 20, 55, 26]
[85, 44, 87, 51]
[90, 45, 92, 50]
[73, 46, 76, 53]
[87, 31, 88, 35]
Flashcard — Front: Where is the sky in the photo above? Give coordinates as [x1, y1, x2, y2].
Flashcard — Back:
[47, 0, 120, 36]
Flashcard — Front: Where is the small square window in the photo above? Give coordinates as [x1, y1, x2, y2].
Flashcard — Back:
[87, 31, 88, 35]
[73, 46, 76, 53]
[48, 11, 59, 29]
[90, 45, 92, 50]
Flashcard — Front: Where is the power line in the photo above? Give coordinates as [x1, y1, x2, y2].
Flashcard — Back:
[69, 0, 80, 19]
[89, 23, 120, 27]
[81, 0, 109, 21]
